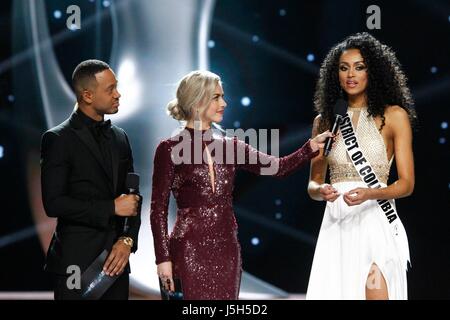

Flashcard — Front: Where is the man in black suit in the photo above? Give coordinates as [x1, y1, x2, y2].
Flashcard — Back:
[40, 60, 141, 300]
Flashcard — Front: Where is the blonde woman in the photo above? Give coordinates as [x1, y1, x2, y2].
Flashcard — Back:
[150, 70, 332, 299]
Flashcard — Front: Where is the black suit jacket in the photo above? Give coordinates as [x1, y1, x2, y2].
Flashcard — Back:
[40, 111, 141, 275]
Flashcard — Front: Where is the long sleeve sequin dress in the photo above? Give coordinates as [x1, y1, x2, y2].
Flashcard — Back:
[150, 127, 318, 300]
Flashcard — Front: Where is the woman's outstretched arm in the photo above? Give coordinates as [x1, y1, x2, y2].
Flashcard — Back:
[235, 127, 331, 177]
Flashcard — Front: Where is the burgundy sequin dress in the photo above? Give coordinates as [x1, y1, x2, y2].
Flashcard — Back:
[150, 127, 318, 300]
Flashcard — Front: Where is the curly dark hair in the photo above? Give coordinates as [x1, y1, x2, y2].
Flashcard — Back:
[314, 32, 416, 132]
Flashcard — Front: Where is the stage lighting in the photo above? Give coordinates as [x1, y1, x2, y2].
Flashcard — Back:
[241, 96, 251, 107]
[251, 237, 260, 246]
[110, 59, 141, 121]
[53, 10, 62, 19]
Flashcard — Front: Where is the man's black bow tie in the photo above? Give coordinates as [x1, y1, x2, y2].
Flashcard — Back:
[93, 119, 112, 138]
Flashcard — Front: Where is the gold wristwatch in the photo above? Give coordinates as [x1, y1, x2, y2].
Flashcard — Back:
[119, 236, 134, 248]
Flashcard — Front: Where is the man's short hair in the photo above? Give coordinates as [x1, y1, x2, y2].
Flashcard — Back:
[72, 59, 110, 102]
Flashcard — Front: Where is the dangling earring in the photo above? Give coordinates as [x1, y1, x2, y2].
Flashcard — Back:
[194, 108, 201, 130]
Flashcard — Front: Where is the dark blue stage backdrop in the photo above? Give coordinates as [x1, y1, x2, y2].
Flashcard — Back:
[0, 0, 448, 299]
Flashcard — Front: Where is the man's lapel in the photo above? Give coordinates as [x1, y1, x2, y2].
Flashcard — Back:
[110, 129, 120, 194]
[69, 112, 115, 194]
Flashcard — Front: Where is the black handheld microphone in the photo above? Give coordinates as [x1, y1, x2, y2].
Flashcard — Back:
[124, 172, 140, 234]
[323, 99, 347, 157]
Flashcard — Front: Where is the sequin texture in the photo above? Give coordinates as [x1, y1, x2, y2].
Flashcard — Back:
[150, 127, 318, 299]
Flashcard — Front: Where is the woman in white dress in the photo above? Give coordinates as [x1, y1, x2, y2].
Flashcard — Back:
[306, 33, 417, 300]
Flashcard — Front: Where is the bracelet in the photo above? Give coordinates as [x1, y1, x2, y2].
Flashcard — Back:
[118, 236, 133, 248]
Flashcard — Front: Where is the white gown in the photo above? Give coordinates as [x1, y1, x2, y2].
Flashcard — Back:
[306, 107, 410, 300]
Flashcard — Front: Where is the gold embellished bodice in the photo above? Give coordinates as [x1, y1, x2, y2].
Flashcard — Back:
[328, 107, 393, 184]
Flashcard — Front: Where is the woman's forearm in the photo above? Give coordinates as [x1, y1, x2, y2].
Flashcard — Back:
[308, 180, 324, 201]
[369, 178, 414, 200]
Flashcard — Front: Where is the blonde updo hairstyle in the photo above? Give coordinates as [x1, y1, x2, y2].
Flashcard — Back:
[167, 70, 221, 122]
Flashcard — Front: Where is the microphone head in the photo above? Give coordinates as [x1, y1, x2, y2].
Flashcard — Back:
[126, 172, 140, 190]
[334, 99, 348, 117]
